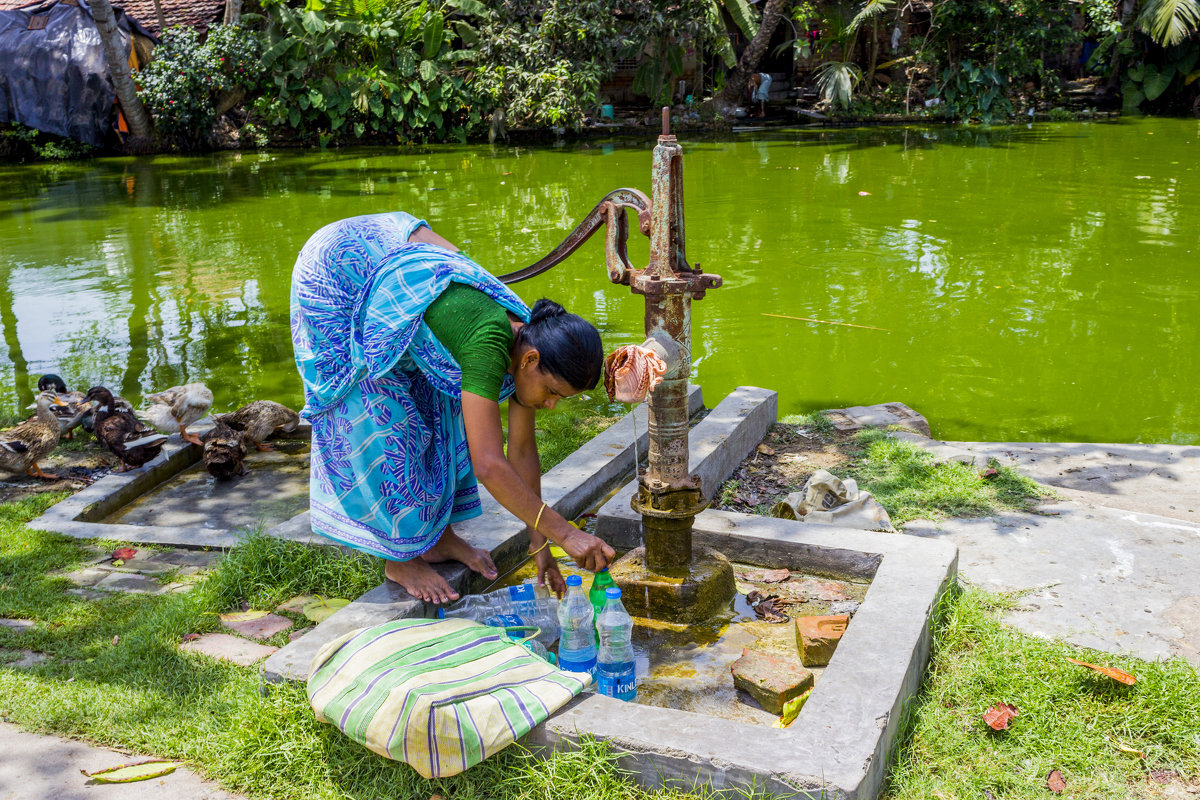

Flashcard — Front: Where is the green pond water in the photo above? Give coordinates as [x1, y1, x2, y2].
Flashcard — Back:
[1, 118, 1197, 443]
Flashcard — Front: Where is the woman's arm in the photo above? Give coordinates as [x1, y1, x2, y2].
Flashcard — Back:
[408, 224, 460, 251]
[461, 392, 615, 572]
[506, 400, 567, 597]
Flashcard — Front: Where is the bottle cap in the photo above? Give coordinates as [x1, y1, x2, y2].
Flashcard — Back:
[437, 608, 446, 619]
[566, 574, 582, 587]
[605, 587, 622, 599]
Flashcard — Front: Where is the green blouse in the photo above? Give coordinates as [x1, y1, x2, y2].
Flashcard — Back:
[423, 282, 515, 401]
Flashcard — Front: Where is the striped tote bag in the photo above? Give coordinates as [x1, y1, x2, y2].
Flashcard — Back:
[307, 617, 589, 778]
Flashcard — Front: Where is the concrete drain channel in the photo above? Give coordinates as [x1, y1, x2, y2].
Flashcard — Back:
[30, 393, 955, 798]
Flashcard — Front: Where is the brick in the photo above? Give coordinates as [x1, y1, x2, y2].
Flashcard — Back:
[180, 633, 277, 667]
[730, 648, 814, 715]
[221, 613, 293, 641]
[795, 614, 850, 667]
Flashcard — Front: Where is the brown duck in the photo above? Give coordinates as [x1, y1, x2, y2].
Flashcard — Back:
[85, 386, 168, 472]
[202, 418, 248, 480]
[223, 400, 300, 451]
[0, 390, 68, 479]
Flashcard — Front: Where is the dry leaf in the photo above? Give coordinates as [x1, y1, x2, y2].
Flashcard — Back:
[1114, 740, 1146, 759]
[82, 759, 180, 783]
[302, 597, 351, 623]
[983, 702, 1019, 730]
[219, 610, 270, 624]
[756, 444, 776, 456]
[275, 595, 319, 614]
[111, 635, 119, 646]
[111, 547, 137, 561]
[1046, 769, 1067, 794]
[761, 569, 790, 583]
[1066, 657, 1137, 685]
[181, 633, 201, 643]
[981, 468, 1000, 479]
[745, 591, 788, 623]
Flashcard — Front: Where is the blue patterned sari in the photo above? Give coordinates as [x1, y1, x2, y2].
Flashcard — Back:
[290, 212, 530, 561]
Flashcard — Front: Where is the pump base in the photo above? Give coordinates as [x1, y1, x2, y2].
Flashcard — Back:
[608, 545, 736, 624]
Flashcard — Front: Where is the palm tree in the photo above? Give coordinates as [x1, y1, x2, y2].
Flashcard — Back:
[86, 0, 152, 140]
[1136, 0, 1200, 45]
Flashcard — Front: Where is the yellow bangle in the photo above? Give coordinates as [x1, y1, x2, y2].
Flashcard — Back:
[533, 502, 547, 533]
[528, 538, 550, 557]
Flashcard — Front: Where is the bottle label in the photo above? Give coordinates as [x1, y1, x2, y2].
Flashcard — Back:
[558, 653, 596, 674]
[487, 614, 525, 629]
[597, 661, 636, 700]
[507, 584, 536, 602]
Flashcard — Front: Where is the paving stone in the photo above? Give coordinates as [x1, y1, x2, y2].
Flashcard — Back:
[66, 588, 108, 601]
[3, 650, 48, 668]
[60, 567, 112, 587]
[828, 600, 860, 617]
[0, 619, 34, 633]
[164, 583, 195, 594]
[145, 550, 223, 569]
[104, 560, 177, 577]
[92, 573, 168, 594]
[824, 402, 931, 437]
[795, 614, 850, 667]
[287, 627, 312, 643]
[730, 647, 814, 715]
[180, 633, 277, 667]
[221, 613, 293, 640]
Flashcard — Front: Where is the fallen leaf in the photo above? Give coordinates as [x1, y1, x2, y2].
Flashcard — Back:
[858, 190, 871, 196]
[761, 569, 790, 583]
[981, 468, 1000, 479]
[775, 687, 813, 728]
[275, 594, 319, 614]
[756, 444, 776, 456]
[1066, 656, 1137, 685]
[1149, 769, 1179, 784]
[111, 635, 119, 646]
[1114, 740, 1146, 758]
[1046, 769, 1067, 794]
[82, 759, 180, 783]
[111, 559, 124, 567]
[983, 702, 1019, 730]
[111, 547, 137, 561]
[302, 597, 351, 623]
[745, 591, 788, 623]
[219, 610, 270, 624]
[181, 633, 201, 643]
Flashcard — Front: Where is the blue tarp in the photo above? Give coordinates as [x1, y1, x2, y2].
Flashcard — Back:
[0, 0, 152, 146]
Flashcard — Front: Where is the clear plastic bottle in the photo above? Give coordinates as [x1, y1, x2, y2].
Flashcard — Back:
[481, 607, 560, 650]
[441, 581, 550, 618]
[556, 575, 597, 675]
[595, 587, 637, 701]
[438, 581, 560, 649]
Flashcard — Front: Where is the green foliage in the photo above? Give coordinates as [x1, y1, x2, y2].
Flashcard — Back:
[1137, 0, 1200, 46]
[815, 60, 862, 109]
[0, 124, 95, 161]
[1121, 42, 1199, 111]
[139, 24, 264, 143]
[933, 60, 1014, 123]
[255, 0, 482, 143]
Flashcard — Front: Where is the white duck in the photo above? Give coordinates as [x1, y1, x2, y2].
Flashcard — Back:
[138, 382, 213, 446]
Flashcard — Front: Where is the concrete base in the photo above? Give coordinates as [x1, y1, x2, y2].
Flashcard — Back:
[608, 544, 736, 624]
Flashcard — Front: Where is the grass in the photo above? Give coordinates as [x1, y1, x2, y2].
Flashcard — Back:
[533, 406, 623, 471]
[884, 586, 1200, 799]
[844, 428, 1049, 526]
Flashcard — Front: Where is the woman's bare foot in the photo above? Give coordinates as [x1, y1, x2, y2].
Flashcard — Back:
[422, 526, 499, 581]
[385, 558, 460, 604]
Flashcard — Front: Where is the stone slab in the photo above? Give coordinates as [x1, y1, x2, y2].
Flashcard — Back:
[261, 388, 704, 684]
[0, 619, 33, 633]
[904, 499, 1200, 665]
[0, 720, 244, 800]
[92, 573, 167, 594]
[144, 549, 224, 569]
[181, 633, 277, 667]
[4, 650, 48, 668]
[730, 647, 814, 714]
[595, 386, 778, 550]
[221, 613, 293, 641]
[825, 402, 931, 437]
[532, 508, 958, 799]
[937, 441, 1200, 523]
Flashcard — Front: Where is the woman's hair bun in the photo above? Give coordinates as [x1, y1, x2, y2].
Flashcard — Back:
[529, 298, 566, 324]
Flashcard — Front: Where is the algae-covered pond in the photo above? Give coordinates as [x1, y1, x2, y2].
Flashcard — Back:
[1, 118, 1197, 443]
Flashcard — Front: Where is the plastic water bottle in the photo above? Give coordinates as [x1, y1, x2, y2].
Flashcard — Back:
[441, 581, 550, 617]
[438, 581, 559, 648]
[588, 569, 617, 643]
[556, 575, 597, 675]
[595, 587, 637, 701]
[481, 607, 560, 649]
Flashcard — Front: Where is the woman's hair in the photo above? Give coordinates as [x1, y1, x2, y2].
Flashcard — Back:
[516, 299, 603, 391]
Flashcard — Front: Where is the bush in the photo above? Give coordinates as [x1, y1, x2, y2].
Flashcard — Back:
[139, 24, 264, 143]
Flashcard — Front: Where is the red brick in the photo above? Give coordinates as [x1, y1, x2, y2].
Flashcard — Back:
[730, 648, 814, 715]
[794, 614, 850, 667]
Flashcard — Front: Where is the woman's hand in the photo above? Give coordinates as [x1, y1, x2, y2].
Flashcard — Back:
[534, 547, 566, 599]
[559, 525, 616, 573]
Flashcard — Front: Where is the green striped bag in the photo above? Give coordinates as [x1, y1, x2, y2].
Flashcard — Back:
[307, 617, 589, 778]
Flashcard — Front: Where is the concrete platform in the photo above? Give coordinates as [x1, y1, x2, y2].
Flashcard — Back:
[29, 420, 315, 549]
[261, 387, 705, 683]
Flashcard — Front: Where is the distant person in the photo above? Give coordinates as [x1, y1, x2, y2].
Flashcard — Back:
[290, 212, 615, 604]
[748, 72, 772, 118]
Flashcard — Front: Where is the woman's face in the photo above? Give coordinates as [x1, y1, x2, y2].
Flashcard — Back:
[512, 348, 578, 410]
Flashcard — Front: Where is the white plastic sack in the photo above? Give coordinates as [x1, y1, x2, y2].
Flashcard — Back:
[771, 469, 895, 532]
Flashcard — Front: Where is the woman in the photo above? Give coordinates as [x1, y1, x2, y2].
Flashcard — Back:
[748, 72, 772, 118]
[291, 211, 615, 604]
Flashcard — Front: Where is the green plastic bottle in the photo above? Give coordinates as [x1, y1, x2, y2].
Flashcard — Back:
[589, 569, 617, 642]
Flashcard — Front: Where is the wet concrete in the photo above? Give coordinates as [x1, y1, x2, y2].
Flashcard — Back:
[103, 440, 309, 532]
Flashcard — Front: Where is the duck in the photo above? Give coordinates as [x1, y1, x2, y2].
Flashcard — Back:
[138, 383, 213, 446]
[201, 418, 249, 480]
[222, 400, 300, 452]
[86, 386, 168, 472]
[0, 390, 68, 479]
[32, 374, 90, 439]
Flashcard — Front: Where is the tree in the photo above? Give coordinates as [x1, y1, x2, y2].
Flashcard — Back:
[86, 0, 152, 139]
[718, 0, 791, 108]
